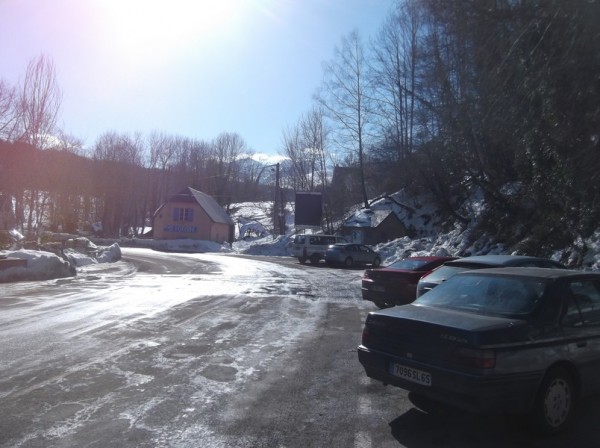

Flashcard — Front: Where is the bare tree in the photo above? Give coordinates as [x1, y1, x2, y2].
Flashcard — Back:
[147, 131, 180, 201]
[184, 138, 213, 192]
[42, 130, 88, 233]
[316, 30, 372, 209]
[370, 1, 422, 161]
[299, 107, 329, 191]
[52, 129, 85, 153]
[210, 132, 246, 208]
[93, 131, 145, 236]
[235, 155, 266, 201]
[0, 79, 19, 141]
[280, 106, 333, 226]
[281, 123, 310, 191]
[2, 56, 62, 234]
[16, 54, 62, 149]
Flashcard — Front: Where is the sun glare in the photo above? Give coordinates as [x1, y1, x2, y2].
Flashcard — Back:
[97, 0, 241, 63]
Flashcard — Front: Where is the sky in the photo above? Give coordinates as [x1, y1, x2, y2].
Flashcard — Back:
[0, 0, 396, 156]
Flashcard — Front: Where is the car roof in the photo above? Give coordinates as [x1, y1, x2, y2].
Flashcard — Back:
[331, 243, 364, 248]
[458, 267, 600, 280]
[401, 256, 455, 261]
[445, 254, 559, 267]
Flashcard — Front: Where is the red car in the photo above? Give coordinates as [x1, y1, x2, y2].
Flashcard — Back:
[361, 256, 458, 308]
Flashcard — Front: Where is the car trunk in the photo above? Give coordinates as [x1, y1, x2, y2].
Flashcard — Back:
[362, 304, 528, 369]
[366, 269, 421, 281]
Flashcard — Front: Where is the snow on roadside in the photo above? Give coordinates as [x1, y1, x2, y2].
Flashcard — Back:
[95, 243, 122, 263]
[94, 238, 231, 254]
[233, 235, 291, 256]
[0, 238, 123, 283]
[4, 193, 600, 285]
[0, 249, 75, 283]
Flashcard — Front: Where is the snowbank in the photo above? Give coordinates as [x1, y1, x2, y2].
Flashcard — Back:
[233, 234, 292, 256]
[109, 238, 232, 253]
[96, 243, 122, 263]
[0, 249, 75, 283]
[63, 242, 122, 267]
[4, 193, 600, 285]
[0, 236, 123, 283]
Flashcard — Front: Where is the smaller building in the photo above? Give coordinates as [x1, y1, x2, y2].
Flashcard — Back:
[153, 187, 234, 243]
[341, 209, 408, 245]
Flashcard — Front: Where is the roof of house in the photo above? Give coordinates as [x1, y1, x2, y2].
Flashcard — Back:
[158, 187, 234, 225]
[343, 209, 400, 228]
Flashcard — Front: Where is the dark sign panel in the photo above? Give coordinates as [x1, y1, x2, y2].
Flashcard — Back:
[295, 192, 322, 227]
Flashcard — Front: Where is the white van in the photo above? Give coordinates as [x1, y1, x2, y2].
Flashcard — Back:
[291, 234, 347, 264]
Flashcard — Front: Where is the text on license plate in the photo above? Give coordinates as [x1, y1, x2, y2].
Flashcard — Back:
[390, 363, 432, 386]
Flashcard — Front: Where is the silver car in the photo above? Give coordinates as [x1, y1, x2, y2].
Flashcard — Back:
[325, 243, 381, 268]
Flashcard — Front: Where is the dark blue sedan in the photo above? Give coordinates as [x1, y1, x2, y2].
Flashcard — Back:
[358, 267, 600, 434]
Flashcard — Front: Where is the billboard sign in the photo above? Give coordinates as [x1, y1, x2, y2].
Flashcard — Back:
[294, 192, 322, 227]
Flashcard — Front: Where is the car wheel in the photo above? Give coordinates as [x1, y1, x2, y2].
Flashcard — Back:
[298, 257, 306, 264]
[372, 257, 381, 268]
[309, 254, 320, 264]
[344, 257, 353, 268]
[531, 367, 575, 434]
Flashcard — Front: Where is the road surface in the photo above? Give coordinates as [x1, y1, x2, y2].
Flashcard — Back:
[1, 248, 598, 447]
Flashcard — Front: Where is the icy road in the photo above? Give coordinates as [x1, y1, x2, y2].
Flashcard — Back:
[1, 248, 598, 448]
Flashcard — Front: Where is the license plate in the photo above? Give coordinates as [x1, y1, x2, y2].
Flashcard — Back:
[390, 363, 432, 386]
[373, 285, 385, 292]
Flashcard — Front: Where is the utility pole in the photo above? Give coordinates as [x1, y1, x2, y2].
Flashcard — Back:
[277, 162, 285, 235]
[273, 163, 280, 237]
[266, 162, 285, 237]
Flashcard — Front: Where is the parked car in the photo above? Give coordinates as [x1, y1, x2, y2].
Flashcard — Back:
[324, 243, 381, 268]
[416, 254, 565, 297]
[358, 267, 600, 434]
[361, 256, 458, 308]
[290, 234, 347, 264]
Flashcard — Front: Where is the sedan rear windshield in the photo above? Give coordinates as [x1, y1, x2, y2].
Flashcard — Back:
[415, 273, 548, 317]
[388, 259, 430, 270]
[422, 265, 472, 282]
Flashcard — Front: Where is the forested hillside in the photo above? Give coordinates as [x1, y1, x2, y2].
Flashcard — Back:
[368, 0, 600, 256]
[0, 138, 277, 236]
[1, 0, 598, 252]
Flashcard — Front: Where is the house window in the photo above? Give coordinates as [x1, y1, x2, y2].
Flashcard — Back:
[173, 207, 194, 222]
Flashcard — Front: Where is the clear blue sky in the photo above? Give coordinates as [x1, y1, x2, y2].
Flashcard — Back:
[0, 0, 396, 155]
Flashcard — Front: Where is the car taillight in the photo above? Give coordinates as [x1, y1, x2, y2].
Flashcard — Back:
[452, 347, 496, 369]
[361, 326, 371, 344]
[363, 271, 371, 279]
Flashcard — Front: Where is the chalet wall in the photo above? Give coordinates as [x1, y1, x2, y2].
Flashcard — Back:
[154, 202, 212, 240]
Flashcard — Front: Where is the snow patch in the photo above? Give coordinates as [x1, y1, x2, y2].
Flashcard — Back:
[0, 249, 74, 283]
[1, 236, 123, 283]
